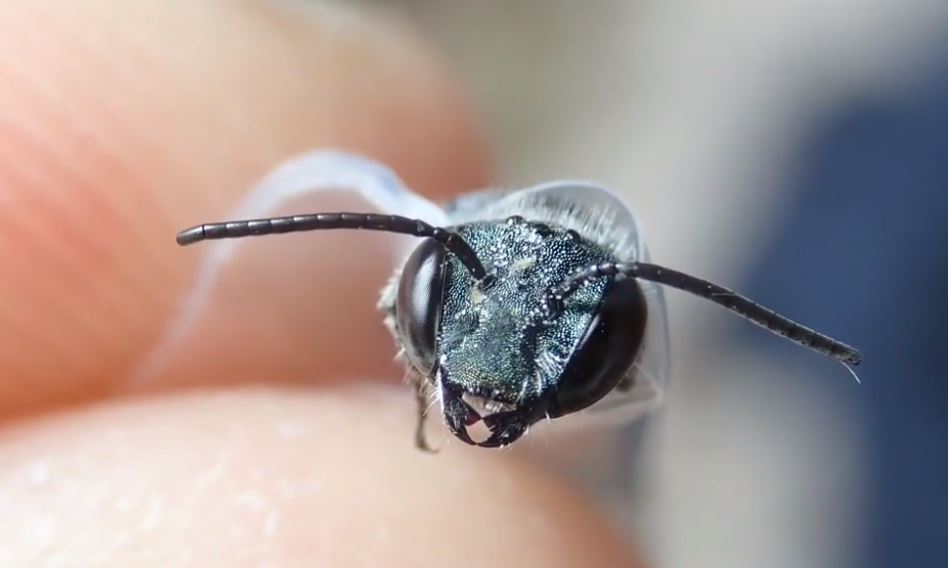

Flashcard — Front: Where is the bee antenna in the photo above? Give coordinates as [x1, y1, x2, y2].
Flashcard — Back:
[176, 212, 487, 280]
[548, 261, 862, 369]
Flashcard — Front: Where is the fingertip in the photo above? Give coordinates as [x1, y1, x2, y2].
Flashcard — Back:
[0, 0, 490, 416]
[0, 386, 640, 567]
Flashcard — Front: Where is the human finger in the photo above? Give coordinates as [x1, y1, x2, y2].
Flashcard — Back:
[0, 0, 489, 417]
[0, 386, 642, 567]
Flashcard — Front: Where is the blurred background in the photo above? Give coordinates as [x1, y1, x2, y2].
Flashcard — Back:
[355, 1, 948, 567]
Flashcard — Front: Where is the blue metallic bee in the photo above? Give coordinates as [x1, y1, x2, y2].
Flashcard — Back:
[176, 151, 861, 450]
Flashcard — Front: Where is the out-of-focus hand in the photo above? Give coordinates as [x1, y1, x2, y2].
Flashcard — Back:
[0, 2, 641, 565]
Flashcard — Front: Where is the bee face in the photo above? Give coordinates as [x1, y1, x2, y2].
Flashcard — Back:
[395, 217, 648, 447]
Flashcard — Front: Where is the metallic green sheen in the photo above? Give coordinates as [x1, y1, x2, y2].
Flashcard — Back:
[438, 218, 616, 405]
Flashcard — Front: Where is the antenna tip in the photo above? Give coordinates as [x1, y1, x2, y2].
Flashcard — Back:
[176, 226, 205, 246]
[846, 351, 863, 366]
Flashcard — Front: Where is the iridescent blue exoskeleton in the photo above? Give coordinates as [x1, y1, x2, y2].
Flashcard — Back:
[175, 151, 861, 450]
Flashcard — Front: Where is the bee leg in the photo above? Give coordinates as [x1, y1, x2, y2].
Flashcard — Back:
[617, 375, 635, 392]
[408, 372, 438, 453]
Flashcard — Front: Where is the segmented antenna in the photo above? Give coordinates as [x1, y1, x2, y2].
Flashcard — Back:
[548, 261, 862, 367]
[176, 212, 487, 280]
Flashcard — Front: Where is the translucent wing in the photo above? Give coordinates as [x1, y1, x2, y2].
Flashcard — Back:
[131, 150, 447, 383]
[445, 181, 671, 430]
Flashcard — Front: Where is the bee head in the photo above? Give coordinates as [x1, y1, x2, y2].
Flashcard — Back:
[395, 218, 648, 447]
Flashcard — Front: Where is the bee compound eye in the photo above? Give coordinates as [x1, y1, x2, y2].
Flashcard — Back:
[551, 278, 649, 416]
[396, 238, 448, 374]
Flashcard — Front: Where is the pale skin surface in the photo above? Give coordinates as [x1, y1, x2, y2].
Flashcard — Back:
[0, 1, 642, 565]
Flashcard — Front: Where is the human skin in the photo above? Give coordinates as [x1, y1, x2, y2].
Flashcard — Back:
[0, 1, 642, 566]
